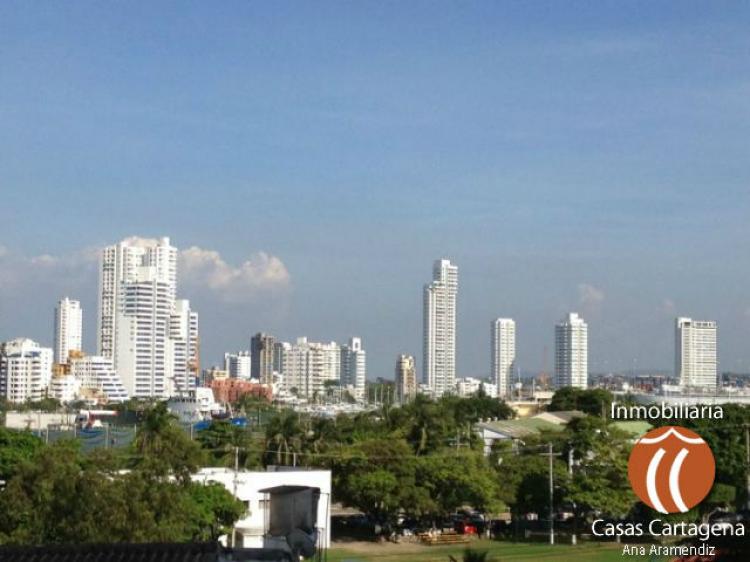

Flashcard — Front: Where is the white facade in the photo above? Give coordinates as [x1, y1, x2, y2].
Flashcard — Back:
[225, 351, 252, 380]
[277, 338, 340, 399]
[192, 468, 331, 550]
[98, 237, 177, 361]
[423, 259, 458, 395]
[675, 317, 717, 389]
[168, 299, 199, 394]
[456, 377, 498, 398]
[340, 337, 366, 401]
[491, 318, 516, 398]
[0, 338, 53, 403]
[114, 273, 172, 398]
[69, 355, 129, 403]
[554, 313, 588, 389]
[98, 236, 199, 399]
[54, 297, 82, 364]
[50, 374, 81, 403]
[395, 354, 417, 404]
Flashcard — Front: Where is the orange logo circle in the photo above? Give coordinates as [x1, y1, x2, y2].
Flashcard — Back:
[628, 426, 715, 514]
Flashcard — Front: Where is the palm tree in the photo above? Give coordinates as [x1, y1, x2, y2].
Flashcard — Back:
[265, 410, 303, 465]
[132, 402, 204, 481]
[134, 402, 176, 456]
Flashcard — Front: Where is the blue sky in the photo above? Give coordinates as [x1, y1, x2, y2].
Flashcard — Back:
[1, 2, 749, 378]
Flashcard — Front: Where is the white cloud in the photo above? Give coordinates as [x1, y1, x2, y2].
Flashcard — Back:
[180, 246, 290, 302]
[578, 283, 605, 314]
[0, 241, 290, 304]
[0, 244, 99, 291]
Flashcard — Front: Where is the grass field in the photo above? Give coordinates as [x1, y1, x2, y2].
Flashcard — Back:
[326, 540, 668, 562]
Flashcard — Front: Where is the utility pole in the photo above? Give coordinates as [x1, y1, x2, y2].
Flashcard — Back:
[548, 442, 554, 545]
[568, 447, 576, 545]
[231, 446, 239, 548]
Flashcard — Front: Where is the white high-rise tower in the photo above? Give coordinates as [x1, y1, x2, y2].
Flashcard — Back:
[98, 236, 177, 360]
[167, 299, 199, 394]
[491, 318, 516, 398]
[54, 297, 82, 364]
[341, 337, 366, 401]
[98, 236, 197, 398]
[554, 312, 588, 389]
[675, 317, 717, 390]
[423, 259, 458, 395]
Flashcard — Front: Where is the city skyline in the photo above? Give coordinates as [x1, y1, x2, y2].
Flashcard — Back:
[1, 3, 750, 377]
[0, 238, 731, 384]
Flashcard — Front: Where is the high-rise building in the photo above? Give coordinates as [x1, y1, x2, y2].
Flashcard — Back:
[276, 337, 340, 398]
[167, 299, 199, 394]
[0, 338, 53, 403]
[491, 318, 516, 399]
[54, 297, 82, 364]
[675, 317, 717, 389]
[98, 236, 197, 398]
[423, 259, 458, 395]
[251, 333, 275, 385]
[395, 354, 417, 404]
[98, 236, 177, 360]
[340, 337, 366, 401]
[114, 271, 173, 398]
[224, 351, 252, 380]
[554, 313, 588, 389]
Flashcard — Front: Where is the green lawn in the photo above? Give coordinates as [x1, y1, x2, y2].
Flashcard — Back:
[327, 540, 668, 562]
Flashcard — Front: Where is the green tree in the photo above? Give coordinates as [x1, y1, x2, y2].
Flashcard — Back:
[416, 450, 503, 520]
[186, 482, 246, 541]
[548, 388, 612, 417]
[333, 438, 419, 529]
[265, 409, 304, 465]
[0, 438, 244, 545]
[132, 402, 205, 481]
[198, 420, 263, 469]
[0, 427, 43, 481]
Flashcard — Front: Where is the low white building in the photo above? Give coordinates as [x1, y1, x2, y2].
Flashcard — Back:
[70, 355, 129, 403]
[4, 410, 77, 430]
[0, 338, 53, 403]
[192, 467, 331, 550]
[456, 377, 497, 398]
[49, 374, 81, 403]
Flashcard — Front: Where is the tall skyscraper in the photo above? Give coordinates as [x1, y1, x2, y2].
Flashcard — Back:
[491, 318, 516, 398]
[0, 338, 53, 403]
[423, 259, 458, 395]
[340, 337, 366, 401]
[554, 312, 588, 389]
[167, 299, 199, 394]
[114, 271, 173, 398]
[54, 297, 82, 364]
[395, 354, 417, 404]
[98, 237, 177, 360]
[251, 333, 275, 385]
[98, 236, 196, 398]
[675, 317, 717, 389]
